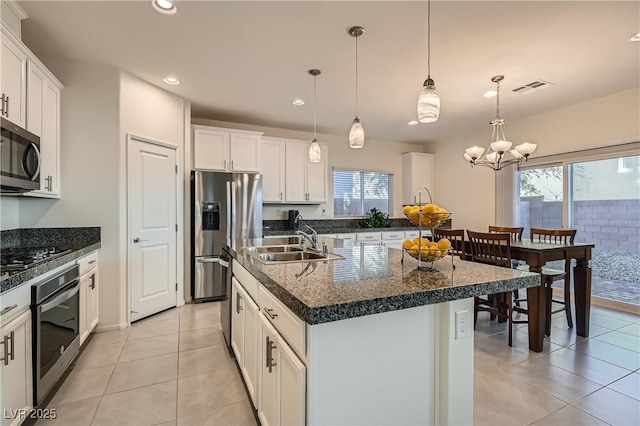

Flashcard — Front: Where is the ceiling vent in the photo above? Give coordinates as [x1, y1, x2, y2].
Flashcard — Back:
[512, 80, 555, 94]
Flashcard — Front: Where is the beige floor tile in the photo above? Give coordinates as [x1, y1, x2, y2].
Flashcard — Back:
[50, 365, 114, 405]
[88, 328, 130, 346]
[73, 340, 125, 371]
[473, 367, 566, 425]
[178, 345, 234, 379]
[177, 365, 247, 419]
[573, 387, 640, 425]
[594, 330, 640, 353]
[92, 381, 177, 426]
[139, 307, 181, 324]
[570, 338, 640, 370]
[180, 313, 221, 332]
[530, 405, 608, 425]
[176, 400, 256, 425]
[106, 353, 178, 394]
[179, 327, 223, 352]
[607, 372, 640, 400]
[549, 348, 633, 385]
[508, 356, 603, 403]
[618, 322, 640, 338]
[153, 421, 177, 426]
[477, 330, 559, 360]
[120, 333, 179, 362]
[129, 318, 180, 340]
[590, 313, 634, 330]
[34, 396, 101, 426]
[590, 306, 640, 323]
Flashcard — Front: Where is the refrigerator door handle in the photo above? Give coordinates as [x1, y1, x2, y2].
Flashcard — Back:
[196, 257, 220, 264]
[226, 180, 232, 243]
[219, 258, 230, 268]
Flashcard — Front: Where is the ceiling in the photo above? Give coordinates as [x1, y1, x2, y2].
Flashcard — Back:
[18, 1, 640, 144]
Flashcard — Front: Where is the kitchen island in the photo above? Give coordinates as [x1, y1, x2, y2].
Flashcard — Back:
[227, 237, 540, 425]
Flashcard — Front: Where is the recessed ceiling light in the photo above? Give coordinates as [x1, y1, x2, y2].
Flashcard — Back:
[152, 0, 177, 15]
[630, 32, 640, 42]
[163, 76, 180, 85]
[408, 120, 419, 126]
[292, 98, 305, 106]
[483, 90, 497, 98]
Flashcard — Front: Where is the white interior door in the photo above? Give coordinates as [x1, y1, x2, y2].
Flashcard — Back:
[128, 136, 177, 322]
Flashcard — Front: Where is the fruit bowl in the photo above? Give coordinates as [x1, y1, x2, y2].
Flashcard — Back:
[402, 204, 452, 227]
[403, 247, 451, 262]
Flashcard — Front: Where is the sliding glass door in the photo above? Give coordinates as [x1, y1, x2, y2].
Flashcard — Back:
[516, 165, 563, 238]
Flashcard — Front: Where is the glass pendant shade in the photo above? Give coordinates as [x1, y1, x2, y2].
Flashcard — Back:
[485, 152, 499, 163]
[309, 139, 321, 163]
[465, 146, 485, 160]
[509, 149, 524, 159]
[349, 117, 365, 148]
[417, 78, 440, 123]
[515, 142, 537, 156]
[490, 140, 512, 153]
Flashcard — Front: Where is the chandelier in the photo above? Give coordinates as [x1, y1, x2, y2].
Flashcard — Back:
[464, 75, 537, 170]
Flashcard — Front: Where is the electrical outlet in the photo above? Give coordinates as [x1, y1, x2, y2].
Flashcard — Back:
[322, 208, 326, 216]
[455, 310, 470, 339]
[276, 208, 281, 217]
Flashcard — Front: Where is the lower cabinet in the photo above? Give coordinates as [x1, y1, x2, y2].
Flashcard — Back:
[258, 313, 306, 426]
[231, 277, 259, 405]
[78, 252, 99, 345]
[0, 309, 32, 426]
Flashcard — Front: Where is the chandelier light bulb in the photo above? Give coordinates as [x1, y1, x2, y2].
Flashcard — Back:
[465, 146, 485, 160]
[515, 142, 537, 156]
[490, 140, 512, 153]
[485, 152, 499, 163]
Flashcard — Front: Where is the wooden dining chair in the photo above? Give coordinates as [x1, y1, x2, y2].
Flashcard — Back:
[432, 228, 467, 259]
[489, 226, 525, 306]
[466, 230, 527, 347]
[528, 228, 577, 330]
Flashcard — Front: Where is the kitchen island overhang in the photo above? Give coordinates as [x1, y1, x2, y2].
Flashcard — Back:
[227, 237, 541, 425]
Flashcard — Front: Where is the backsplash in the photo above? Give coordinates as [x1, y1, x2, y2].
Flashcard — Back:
[1, 227, 101, 248]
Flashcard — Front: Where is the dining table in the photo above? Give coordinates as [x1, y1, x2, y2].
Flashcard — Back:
[509, 239, 596, 352]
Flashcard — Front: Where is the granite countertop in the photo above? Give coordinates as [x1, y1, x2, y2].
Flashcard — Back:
[1, 227, 101, 293]
[263, 226, 422, 237]
[228, 236, 540, 325]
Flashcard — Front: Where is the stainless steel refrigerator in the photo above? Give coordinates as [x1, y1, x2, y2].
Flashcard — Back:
[191, 171, 262, 303]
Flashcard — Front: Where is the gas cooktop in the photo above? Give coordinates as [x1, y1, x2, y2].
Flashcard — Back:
[0, 246, 72, 274]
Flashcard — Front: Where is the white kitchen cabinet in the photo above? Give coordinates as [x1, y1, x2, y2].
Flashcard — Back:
[381, 231, 405, 249]
[26, 65, 62, 198]
[1, 27, 27, 128]
[258, 312, 306, 426]
[284, 140, 327, 203]
[0, 309, 32, 426]
[231, 276, 259, 406]
[402, 152, 434, 205]
[355, 232, 382, 243]
[261, 137, 285, 203]
[192, 125, 262, 172]
[78, 251, 99, 345]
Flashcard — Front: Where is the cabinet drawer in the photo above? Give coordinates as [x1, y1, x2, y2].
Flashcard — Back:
[381, 232, 404, 241]
[77, 251, 99, 275]
[233, 260, 259, 302]
[355, 233, 381, 242]
[335, 233, 356, 240]
[258, 285, 305, 359]
[0, 283, 31, 324]
[405, 230, 431, 239]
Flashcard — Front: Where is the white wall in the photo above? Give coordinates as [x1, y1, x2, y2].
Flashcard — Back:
[433, 88, 640, 231]
[0, 198, 20, 230]
[192, 118, 425, 219]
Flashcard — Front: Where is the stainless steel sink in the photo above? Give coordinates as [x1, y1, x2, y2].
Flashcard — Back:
[244, 246, 344, 263]
[244, 245, 303, 254]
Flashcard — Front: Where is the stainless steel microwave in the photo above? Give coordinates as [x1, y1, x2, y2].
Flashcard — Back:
[0, 117, 41, 193]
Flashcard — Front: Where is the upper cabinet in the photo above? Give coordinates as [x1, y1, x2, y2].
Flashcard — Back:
[261, 137, 327, 204]
[2, 24, 63, 198]
[402, 152, 434, 205]
[192, 125, 262, 172]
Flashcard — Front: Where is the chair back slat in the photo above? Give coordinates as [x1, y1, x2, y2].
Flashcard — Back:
[488, 225, 524, 241]
[433, 228, 465, 258]
[466, 230, 512, 268]
[530, 228, 576, 244]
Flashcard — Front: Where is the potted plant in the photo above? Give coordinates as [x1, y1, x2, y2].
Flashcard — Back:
[360, 208, 391, 228]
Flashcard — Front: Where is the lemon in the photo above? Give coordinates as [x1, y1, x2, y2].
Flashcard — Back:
[412, 237, 420, 245]
[410, 206, 420, 214]
[402, 239, 413, 249]
[419, 238, 430, 248]
[437, 238, 451, 250]
[428, 242, 438, 249]
[402, 205, 413, 215]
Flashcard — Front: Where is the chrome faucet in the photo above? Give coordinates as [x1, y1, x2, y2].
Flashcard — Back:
[294, 214, 319, 250]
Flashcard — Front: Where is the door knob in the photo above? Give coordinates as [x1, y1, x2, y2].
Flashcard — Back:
[133, 237, 149, 243]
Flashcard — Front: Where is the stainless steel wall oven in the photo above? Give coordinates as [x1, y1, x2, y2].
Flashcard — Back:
[31, 265, 80, 406]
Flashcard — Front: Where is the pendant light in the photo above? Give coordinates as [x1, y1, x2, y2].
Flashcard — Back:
[348, 26, 365, 148]
[417, 0, 440, 123]
[308, 69, 322, 163]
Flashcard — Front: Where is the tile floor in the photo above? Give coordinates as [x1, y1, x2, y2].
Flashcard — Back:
[36, 302, 639, 425]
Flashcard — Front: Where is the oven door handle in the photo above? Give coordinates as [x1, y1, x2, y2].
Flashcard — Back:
[40, 280, 80, 313]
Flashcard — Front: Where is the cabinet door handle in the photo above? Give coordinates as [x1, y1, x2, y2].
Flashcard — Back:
[0, 335, 8, 366]
[280, 192, 282, 201]
[0, 94, 5, 116]
[0, 304, 17, 316]
[236, 293, 243, 314]
[264, 307, 278, 320]
[89, 274, 96, 290]
[223, 159, 227, 169]
[88, 260, 97, 265]
[7, 331, 14, 362]
[4, 95, 8, 117]
[266, 336, 277, 373]
[231, 160, 234, 169]
[47, 175, 53, 192]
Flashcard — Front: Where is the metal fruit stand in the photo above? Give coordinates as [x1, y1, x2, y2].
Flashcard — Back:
[401, 185, 455, 270]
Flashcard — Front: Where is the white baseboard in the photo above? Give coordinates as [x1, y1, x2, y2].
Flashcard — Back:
[94, 322, 128, 332]
[551, 288, 640, 315]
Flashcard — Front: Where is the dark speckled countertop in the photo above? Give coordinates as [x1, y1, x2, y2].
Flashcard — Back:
[228, 236, 540, 324]
[1, 227, 101, 293]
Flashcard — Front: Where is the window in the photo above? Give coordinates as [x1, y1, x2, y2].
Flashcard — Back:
[333, 169, 393, 216]
[516, 165, 564, 238]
